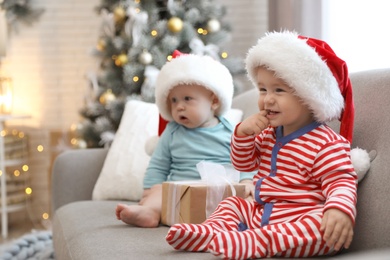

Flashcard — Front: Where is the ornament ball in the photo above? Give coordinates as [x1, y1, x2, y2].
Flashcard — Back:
[115, 53, 128, 67]
[99, 89, 116, 105]
[167, 17, 183, 33]
[207, 19, 221, 33]
[113, 6, 126, 23]
[72, 138, 87, 149]
[139, 50, 153, 65]
[96, 39, 106, 51]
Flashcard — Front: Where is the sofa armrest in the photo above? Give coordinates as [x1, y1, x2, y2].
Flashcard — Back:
[51, 148, 108, 213]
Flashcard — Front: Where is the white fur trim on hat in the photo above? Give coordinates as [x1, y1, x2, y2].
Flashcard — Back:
[155, 54, 234, 121]
[245, 31, 344, 123]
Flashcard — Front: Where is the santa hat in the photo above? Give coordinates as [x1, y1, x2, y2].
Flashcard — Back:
[155, 50, 234, 122]
[246, 31, 354, 143]
[145, 50, 234, 156]
[245, 31, 371, 181]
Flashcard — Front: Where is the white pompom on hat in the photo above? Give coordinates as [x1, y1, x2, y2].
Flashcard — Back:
[155, 50, 234, 121]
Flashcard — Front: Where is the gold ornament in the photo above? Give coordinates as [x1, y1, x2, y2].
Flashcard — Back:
[99, 89, 116, 105]
[70, 122, 84, 137]
[113, 6, 126, 23]
[114, 53, 128, 67]
[138, 50, 153, 65]
[96, 38, 106, 51]
[207, 19, 221, 33]
[71, 138, 87, 149]
[167, 17, 183, 33]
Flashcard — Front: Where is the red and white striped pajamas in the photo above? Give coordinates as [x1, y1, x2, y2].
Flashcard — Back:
[166, 122, 358, 259]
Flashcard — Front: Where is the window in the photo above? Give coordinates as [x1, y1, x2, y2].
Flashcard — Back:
[323, 0, 390, 72]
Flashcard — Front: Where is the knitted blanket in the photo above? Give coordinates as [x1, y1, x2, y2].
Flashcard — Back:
[0, 230, 54, 260]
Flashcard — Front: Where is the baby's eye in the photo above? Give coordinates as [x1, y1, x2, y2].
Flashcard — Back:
[275, 88, 286, 93]
[171, 97, 177, 103]
[184, 96, 192, 101]
[259, 88, 267, 93]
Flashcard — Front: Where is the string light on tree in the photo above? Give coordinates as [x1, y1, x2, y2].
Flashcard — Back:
[167, 17, 183, 33]
[197, 27, 208, 35]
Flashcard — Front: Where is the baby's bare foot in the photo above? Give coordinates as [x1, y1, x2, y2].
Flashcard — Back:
[116, 204, 159, 228]
[115, 204, 127, 220]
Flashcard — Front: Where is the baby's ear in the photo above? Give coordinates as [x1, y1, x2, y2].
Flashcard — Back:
[211, 94, 220, 110]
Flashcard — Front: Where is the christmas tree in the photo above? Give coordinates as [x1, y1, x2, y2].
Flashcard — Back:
[0, 0, 44, 30]
[77, 0, 245, 148]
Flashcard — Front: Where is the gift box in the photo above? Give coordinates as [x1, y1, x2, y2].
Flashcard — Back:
[161, 180, 246, 226]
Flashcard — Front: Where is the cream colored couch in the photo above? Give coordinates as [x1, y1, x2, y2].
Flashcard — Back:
[51, 69, 390, 259]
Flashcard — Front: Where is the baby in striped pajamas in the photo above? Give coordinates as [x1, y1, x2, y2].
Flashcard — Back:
[165, 31, 358, 259]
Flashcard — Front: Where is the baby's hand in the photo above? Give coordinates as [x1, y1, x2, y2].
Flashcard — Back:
[320, 208, 354, 251]
[239, 179, 255, 202]
[236, 110, 269, 137]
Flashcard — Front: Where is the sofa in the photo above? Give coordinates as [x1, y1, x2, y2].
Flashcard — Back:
[51, 68, 390, 260]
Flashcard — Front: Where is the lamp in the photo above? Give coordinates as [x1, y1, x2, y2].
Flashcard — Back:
[0, 76, 12, 114]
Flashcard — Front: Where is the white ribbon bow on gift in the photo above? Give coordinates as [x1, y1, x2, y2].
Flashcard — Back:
[196, 161, 240, 218]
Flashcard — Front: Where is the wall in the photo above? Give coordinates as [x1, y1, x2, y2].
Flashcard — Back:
[0, 0, 267, 226]
[1, 0, 101, 226]
[221, 0, 268, 57]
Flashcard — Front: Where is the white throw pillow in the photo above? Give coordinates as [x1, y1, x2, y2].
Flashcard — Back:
[223, 108, 243, 127]
[92, 100, 159, 201]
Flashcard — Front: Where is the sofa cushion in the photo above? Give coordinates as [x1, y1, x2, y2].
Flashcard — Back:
[53, 200, 218, 260]
[54, 200, 390, 259]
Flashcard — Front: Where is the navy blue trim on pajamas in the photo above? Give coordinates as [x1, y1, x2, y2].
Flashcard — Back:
[254, 122, 321, 226]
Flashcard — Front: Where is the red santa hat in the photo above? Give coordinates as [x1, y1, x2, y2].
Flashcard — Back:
[155, 50, 234, 123]
[246, 31, 354, 143]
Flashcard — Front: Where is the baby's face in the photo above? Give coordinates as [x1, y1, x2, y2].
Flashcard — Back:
[255, 67, 314, 136]
[167, 84, 220, 128]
